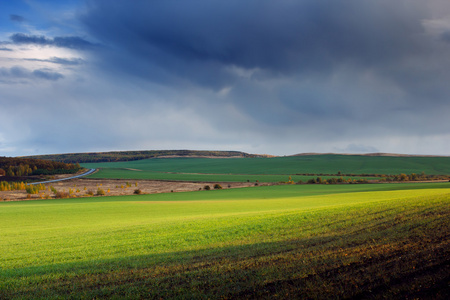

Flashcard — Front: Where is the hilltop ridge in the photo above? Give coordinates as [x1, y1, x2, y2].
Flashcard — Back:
[24, 150, 448, 164]
[290, 152, 449, 157]
[24, 150, 273, 164]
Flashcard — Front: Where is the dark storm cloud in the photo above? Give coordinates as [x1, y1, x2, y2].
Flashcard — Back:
[0, 66, 64, 81]
[80, 0, 429, 86]
[10, 33, 94, 50]
[77, 0, 450, 144]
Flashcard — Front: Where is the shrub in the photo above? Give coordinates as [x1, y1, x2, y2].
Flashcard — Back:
[25, 184, 44, 194]
[134, 189, 142, 195]
[86, 190, 94, 196]
[307, 178, 317, 184]
[204, 185, 211, 190]
[55, 191, 69, 198]
[214, 184, 222, 190]
[97, 188, 105, 196]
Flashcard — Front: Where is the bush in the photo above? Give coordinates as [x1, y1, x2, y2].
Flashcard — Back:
[204, 185, 211, 190]
[97, 188, 105, 196]
[307, 178, 317, 184]
[134, 189, 142, 195]
[86, 190, 94, 196]
[55, 191, 69, 198]
[214, 184, 222, 190]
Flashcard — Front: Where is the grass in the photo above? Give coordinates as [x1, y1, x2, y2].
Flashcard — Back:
[81, 155, 450, 182]
[1, 182, 449, 298]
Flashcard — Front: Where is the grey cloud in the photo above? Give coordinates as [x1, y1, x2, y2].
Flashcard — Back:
[10, 14, 26, 22]
[25, 57, 84, 66]
[10, 33, 94, 50]
[0, 66, 64, 81]
[440, 31, 450, 42]
[10, 33, 49, 45]
[53, 36, 93, 50]
[0, 47, 13, 51]
[32, 69, 64, 80]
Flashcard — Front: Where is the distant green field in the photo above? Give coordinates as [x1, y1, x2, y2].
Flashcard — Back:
[83, 168, 375, 182]
[82, 155, 450, 174]
[1, 182, 449, 298]
[81, 155, 450, 182]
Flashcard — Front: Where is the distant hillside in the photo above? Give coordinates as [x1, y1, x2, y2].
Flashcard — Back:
[24, 150, 264, 164]
[291, 152, 449, 158]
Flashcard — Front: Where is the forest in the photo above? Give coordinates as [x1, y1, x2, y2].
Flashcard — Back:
[0, 156, 81, 178]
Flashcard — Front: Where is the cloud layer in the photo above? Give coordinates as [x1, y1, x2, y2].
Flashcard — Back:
[1, 0, 450, 156]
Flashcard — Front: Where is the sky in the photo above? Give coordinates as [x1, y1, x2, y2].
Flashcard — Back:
[1, 0, 450, 157]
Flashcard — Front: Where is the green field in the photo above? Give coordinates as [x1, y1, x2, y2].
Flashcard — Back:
[81, 155, 450, 182]
[1, 182, 449, 298]
[82, 168, 375, 182]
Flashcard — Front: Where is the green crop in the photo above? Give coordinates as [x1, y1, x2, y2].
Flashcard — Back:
[1, 182, 449, 298]
[81, 155, 450, 182]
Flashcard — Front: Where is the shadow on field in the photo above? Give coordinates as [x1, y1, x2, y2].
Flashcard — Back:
[3, 214, 449, 300]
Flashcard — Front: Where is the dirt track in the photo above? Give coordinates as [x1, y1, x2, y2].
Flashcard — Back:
[0, 178, 266, 201]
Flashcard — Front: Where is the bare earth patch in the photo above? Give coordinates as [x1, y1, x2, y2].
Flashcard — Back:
[0, 178, 268, 201]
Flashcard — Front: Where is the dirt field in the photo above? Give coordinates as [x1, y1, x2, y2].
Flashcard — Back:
[0, 178, 267, 201]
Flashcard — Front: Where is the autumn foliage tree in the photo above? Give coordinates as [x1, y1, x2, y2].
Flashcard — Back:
[0, 157, 80, 177]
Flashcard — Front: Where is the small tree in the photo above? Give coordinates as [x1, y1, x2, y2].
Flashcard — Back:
[214, 184, 222, 190]
[55, 191, 69, 198]
[6, 166, 14, 177]
[399, 173, 408, 181]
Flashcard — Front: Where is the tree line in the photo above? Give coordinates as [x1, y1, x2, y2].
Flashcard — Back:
[296, 172, 449, 185]
[0, 157, 81, 177]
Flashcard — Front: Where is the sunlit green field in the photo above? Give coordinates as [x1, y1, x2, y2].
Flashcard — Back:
[1, 183, 449, 299]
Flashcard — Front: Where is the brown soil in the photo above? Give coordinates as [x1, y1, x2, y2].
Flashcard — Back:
[0, 178, 268, 201]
